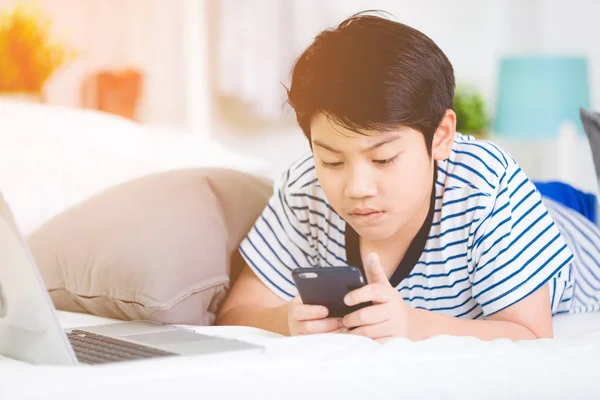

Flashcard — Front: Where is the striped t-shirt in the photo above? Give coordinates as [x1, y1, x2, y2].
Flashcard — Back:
[240, 133, 600, 318]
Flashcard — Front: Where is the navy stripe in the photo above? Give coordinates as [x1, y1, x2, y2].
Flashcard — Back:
[267, 202, 311, 256]
[452, 149, 499, 177]
[399, 277, 470, 292]
[574, 289, 590, 307]
[475, 234, 563, 299]
[295, 208, 345, 235]
[304, 252, 318, 268]
[473, 215, 510, 251]
[469, 175, 507, 241]
[551, 278, 557, 309]
[305, 221, 345, 249]
[482, 252, 572, 313]
[432, 206, 487, 227]
[423, 238, 468, 253]
[511, 188, 535, 213]
[484, 141, 509, 167]
[300, 178, 319, 189]
[577, 247, 600, 288]
[428, 219, 480, 240]
[438, 166, 476, 188]
[416, 253, 467, 266]
[255, 219, 298, 270]
[560, 296, 572, 303]
[472, 195, 510, 248]
[280, 191, 345, 250]
[470, 198, 510, 250]
[290, 192, 338, 215]
[456, 302, 480, 318]
[476, 200, 544, 256]
[511, 199, 543, 230]
[313, 236, 345, 266]
[293, 154, 313, 172]
[507, 166, 521, 185]
[408, 265, 468, 279]
[243, 238, 295, 289]
[287, 165, 315, 188]
[568, 252, 600, 299]
[509, 178, 528, 200]
[276, 190, 313, 246]
[546, 201, 600, 303]
[447, 159, 495, 189]
[474, 220, 553, 286]
[404, 284, 472, 303]
[441, 192, 490, 208]
[241, 247, 294, 299]
[549, 200, 600, 257]
[479, 231, 510, 259]
[428, 295, 473, 312]
[459, 141, 507, 168]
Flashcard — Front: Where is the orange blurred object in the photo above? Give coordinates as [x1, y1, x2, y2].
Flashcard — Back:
[0, 3, 75, 95]
[81, 69, 143, 121]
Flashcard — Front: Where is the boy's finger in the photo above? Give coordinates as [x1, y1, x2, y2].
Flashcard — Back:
[345, 283, 395, 306]
[342, 303, 388, 328]
[291, 304, 329, 321]
[299, 318, 343, 335]
[365, 253, 391, 286]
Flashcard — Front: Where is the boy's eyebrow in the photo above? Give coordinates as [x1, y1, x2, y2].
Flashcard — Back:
[312, 135, 401, 153]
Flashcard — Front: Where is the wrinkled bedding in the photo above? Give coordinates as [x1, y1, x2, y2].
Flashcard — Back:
[1, 311, 600, 399]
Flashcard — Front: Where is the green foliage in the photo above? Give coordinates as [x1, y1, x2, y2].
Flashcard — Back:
[454, 86, 489, 138]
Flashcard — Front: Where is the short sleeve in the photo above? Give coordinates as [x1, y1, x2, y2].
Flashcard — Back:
[469, 162, 574, 316]
[239, 170, 315, 301]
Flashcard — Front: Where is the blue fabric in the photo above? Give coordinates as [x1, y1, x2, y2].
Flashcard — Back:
[534, 181, 597, 224]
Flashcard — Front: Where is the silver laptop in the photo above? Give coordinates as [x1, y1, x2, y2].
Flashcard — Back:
[0, 195, 262, 365]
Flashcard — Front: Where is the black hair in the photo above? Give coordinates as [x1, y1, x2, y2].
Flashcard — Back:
[286, 11, 455, 151]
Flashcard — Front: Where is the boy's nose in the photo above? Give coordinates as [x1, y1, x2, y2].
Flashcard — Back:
[344, 168, 377, 199]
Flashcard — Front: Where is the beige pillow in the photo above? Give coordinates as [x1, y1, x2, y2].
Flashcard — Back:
[27, 168, 272, 325]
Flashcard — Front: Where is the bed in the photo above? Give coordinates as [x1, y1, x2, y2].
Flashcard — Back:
[2, 101, 600, 399]
[2, 311, 600, 399]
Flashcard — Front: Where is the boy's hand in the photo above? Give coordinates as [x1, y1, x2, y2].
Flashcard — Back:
[343, 253, 419, 342]
[287, 296, 348, 336]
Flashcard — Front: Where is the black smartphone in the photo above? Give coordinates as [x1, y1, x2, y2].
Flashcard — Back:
[291, 266, 372, 318]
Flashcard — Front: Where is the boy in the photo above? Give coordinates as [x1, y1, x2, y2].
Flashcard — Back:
[216, 13, 600, 341]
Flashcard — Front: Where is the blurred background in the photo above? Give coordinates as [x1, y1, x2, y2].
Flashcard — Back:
[1, 0, 599, 183]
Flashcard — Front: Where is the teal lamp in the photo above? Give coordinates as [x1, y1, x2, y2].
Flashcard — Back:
[493, 56, 590, 138]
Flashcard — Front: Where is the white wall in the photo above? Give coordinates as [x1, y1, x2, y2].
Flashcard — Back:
[324, 0, 600, 112]
[539, 0, 600, 108]
[2, 0, 599, 132]
[0, 0, 212, 134]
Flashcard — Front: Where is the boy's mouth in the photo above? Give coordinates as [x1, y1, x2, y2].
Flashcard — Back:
[349, 208, 385, 221]
[350, 207, 380, 215]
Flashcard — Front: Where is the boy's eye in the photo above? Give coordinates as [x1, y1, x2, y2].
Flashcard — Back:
[373, 156, 397, 166]
[320, 160, 343, 168]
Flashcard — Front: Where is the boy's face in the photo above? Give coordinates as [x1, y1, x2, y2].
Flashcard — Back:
[310, 112, 454, 242]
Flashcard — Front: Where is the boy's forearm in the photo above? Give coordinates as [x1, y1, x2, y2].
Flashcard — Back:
[215, 304, 290, 336]
[415, 308, 541, 341]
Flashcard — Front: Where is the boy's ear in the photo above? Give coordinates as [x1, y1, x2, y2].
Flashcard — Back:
[431, 109, 456, 161]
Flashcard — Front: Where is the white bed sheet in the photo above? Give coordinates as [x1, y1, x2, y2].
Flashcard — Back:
[1, 311, 600, 399]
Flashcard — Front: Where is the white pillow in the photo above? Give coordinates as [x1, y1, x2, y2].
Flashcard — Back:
[0, 101, 270, 235]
